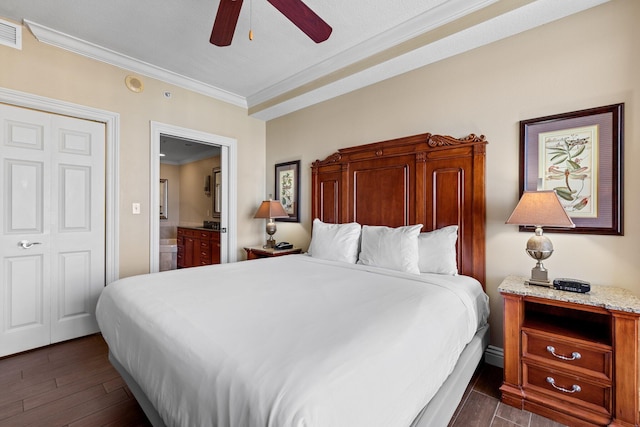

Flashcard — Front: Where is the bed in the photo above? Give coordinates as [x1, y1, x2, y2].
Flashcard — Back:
[97, 132, 489, 427]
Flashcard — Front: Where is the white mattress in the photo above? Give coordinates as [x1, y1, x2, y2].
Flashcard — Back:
[97, 255, 489, 427]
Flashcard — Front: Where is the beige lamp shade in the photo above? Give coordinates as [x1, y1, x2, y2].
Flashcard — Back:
[254, 200, 288, 219]
[506, 190, 574, 286]
[254, 200, 288, 248]
[505, 191, 575, 228]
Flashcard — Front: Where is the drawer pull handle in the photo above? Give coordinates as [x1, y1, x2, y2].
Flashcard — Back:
[546, 345, 581, 361]
[546, 377, 581, 394]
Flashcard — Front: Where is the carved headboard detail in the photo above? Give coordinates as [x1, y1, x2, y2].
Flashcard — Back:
[311, 133, 487, 287]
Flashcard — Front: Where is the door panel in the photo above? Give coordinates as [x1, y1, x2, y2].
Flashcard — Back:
[3, 253, 50, 355]
[5, 160, 43, 233]
[0, 104, 105, 356]
[5, 119, 43, 150]
[50, 114, 104, 343]
[1, 110, 50, 356]
[59, 129, 92, 155]
[58, 251, 90, 317]
[6, 255, 45, 328]
[60, 165, 91, 230]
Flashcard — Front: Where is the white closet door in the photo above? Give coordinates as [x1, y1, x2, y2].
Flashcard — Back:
[0, 104, 105, 357]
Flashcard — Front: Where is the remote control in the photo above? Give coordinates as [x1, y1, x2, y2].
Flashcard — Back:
[553, 278, 591, 293]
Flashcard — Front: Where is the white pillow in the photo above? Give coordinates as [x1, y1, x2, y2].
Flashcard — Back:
[357, 224, 423, 274]
[417, 225, 459, 275]
[308, 219, 361, 263]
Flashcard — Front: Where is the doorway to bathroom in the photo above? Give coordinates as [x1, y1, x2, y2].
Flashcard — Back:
[150, 122, 238, 273]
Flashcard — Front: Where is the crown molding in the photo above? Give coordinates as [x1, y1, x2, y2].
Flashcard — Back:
[249, 0, 610, 121]
[247, 0, 499, 109]
[24, 20, 247, 109]
[22, 0, 609, 122]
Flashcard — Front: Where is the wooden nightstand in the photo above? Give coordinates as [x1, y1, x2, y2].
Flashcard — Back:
[244, 246, 302, 260]
[499, 276, 640, 427]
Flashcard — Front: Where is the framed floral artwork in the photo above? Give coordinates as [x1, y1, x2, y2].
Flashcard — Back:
[275, 160, 300, 222]
[519, 103, 624, 235]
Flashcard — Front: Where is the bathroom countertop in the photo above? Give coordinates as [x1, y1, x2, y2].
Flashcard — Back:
[177, 225, 221, 232]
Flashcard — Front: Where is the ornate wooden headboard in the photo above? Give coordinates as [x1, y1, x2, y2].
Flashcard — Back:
[311, 133, 487, 287]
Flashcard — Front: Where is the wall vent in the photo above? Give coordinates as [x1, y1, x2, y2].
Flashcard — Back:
[0, 18, 22, 50]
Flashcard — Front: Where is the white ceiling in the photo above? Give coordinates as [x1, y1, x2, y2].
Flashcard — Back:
[160, 135, 221, 165]
[0, 0, 608, 120]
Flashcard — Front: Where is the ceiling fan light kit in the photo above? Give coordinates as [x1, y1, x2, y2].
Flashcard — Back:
[210, 0, 331, 47]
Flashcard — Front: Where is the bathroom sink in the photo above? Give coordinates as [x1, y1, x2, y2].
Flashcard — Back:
[203, 221, 220, 230]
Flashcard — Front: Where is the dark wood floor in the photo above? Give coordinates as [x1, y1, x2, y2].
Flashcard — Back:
[1, 334, 564, 427]
[448, 363, 565, 427]
[0, 334, 151, 427]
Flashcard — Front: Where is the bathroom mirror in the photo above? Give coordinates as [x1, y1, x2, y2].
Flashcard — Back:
[212, 167, 221, 218]
[160, 178, 168, 220]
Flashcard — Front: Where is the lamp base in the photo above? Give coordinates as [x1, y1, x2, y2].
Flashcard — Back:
[264, 220, 277, 249]
[530, 261, 550, 282]
[525, 279, 553, 288]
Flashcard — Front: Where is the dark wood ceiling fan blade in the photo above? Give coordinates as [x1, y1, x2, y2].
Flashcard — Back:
[210, 0, 244, 46]
[266, 0, 332, 43]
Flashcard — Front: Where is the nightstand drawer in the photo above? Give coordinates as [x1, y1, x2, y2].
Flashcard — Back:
[524, 363, 612, 415]
[522, 330, 612, 380]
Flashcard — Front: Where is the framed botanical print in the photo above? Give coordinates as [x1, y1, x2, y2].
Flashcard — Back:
[275, 160, 300, 222]
[519, 103, 624, 235]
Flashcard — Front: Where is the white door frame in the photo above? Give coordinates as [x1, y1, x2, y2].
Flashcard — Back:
[150, 122, 238, 272]
[0, 87, 120, 284]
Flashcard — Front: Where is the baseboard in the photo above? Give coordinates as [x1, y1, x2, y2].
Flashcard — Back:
[484, 345, 504, 368]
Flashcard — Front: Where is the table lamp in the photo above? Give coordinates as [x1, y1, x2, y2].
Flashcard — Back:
[506, 190, 575, 286]
[254, 199, 288, 248]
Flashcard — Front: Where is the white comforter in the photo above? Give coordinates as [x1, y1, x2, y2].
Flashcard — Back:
[96, 255, 489, 427]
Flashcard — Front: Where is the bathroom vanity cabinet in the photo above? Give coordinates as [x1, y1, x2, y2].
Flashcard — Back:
[177, 227, 220, 268]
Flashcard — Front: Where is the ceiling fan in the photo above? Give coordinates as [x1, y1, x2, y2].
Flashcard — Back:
[210, 0, 332, 46]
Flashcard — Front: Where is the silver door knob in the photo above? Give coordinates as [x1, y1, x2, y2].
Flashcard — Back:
[18, 240, 42, 249]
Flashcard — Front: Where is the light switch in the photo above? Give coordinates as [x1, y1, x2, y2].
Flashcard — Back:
[132, 203, 141, 214]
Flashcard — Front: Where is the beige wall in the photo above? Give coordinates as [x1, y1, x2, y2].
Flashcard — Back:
[178, 156, 221, 226]
[160, 163, 181, 239]
[0, 23, 266, 277]
[160, 156, 221, 239]
[266, 0, 639, 348]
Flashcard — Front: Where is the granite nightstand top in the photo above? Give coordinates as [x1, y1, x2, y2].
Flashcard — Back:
[498, 275, 640, 314]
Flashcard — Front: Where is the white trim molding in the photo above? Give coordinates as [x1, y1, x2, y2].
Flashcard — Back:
[0, 86, 120, 284]
[24, 20, 247, 110]
[249, 0, 610, 120]
[150, 122, 238, 273]
[484, 345, 504, 368]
